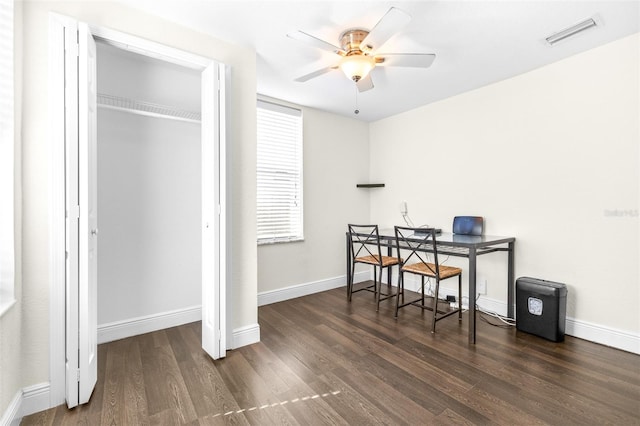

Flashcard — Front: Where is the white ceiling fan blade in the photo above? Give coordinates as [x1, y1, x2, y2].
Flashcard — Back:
[377, 53, 436, 68]
[356, 74, 374, 92]
[361, 7, 411, 53]
[294, 66, 338, 82]
[287, 30, 346, 55]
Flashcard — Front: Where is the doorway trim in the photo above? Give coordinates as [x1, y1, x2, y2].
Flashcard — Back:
[49, 13, 229, 406]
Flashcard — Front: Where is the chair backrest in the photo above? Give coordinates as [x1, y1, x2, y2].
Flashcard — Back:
[394, 226, 441, 275]
[348, 224, 383, 264]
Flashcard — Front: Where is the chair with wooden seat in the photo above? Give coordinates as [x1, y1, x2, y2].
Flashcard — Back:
[394, 226, 463, 333]
[347, 224, 401, 311]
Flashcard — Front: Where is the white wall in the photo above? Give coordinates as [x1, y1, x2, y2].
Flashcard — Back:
[97, 111, 201, 324]
[0, 0, 22, 419]
[369, 34, 639, 342]
[257, 98, 370, 299]
[96, 43, 201, 327]
[96, 42, 201, 112]
[17, 0, 257, 405]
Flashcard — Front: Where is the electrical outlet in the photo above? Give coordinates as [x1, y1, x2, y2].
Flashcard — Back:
[477, 279, 487, 295]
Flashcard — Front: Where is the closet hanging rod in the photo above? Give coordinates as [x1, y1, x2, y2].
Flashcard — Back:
[97, 93, 201, 124]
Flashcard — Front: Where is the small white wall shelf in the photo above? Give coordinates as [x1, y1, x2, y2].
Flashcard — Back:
[356, 184, 385, 188]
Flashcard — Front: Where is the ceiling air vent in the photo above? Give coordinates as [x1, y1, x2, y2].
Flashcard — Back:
[546, 18, 597, 45]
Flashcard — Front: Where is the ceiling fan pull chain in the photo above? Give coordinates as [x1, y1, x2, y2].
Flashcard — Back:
[354, 85, 360, 115]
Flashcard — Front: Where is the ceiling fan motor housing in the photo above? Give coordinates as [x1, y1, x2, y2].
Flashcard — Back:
[340, 29, 371, 55]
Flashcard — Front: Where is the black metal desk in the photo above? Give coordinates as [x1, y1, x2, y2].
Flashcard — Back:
[346, 230, 515, 344]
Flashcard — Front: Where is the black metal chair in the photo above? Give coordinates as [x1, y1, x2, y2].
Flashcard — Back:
[347, 224, 401, 311]
[394, 226, 463, 333]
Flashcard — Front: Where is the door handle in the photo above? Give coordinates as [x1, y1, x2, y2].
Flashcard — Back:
[90, 228, 98, 236]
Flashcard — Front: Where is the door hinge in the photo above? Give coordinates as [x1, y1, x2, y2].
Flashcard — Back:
[76, 369, 80, 382]
[65, 207, 80, 220]
[65, 40, 79, 58]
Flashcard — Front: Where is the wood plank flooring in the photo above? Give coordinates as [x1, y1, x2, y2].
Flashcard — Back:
[22, 284, 640, 425]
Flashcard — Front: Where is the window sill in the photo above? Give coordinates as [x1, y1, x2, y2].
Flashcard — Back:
[258, 237, 304, 246]
[0, 297, 17, 319]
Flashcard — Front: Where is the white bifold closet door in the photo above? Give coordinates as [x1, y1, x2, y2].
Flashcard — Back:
[61, 18, 226, 408]
[64, 21, 98, 408]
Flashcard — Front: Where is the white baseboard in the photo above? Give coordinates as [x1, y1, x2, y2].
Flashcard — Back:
[565, 317, 640, 354]
[0, 382, 50, 426]
[257, 271, 368, 306]
[0, 390, 21, 426]
[97, 306, 262, 350]
[19, 383, 50, 419]
[474, 295, 640, 354]
[231, 323, 261, 349]
[475, 295, 510, 317]
[97, 306, 202, 344]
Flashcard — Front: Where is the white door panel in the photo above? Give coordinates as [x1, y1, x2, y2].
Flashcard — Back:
[78, 21, 98, 404]
[65, 21, 98, 408]
[63, 24, 80, 409]
[201, 63, 226, 359]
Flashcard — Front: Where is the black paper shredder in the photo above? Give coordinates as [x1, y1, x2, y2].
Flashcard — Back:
[516, 277, 567, 342]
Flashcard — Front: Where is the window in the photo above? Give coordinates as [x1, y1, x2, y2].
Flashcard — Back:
[257, 100, 303, 244]
[0, 0, 15, 316]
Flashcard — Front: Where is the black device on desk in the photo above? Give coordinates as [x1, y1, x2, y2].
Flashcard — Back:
[414, 227, 441, 236]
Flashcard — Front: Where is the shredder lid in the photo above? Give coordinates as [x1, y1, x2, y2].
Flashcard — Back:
[517, 277, 567, 296]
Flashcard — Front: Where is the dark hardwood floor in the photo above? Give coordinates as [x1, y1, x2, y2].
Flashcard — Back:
[22, 284, 640, 425]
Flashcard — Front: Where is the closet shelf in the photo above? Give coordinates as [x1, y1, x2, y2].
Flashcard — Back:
[97, 93, 201, 124]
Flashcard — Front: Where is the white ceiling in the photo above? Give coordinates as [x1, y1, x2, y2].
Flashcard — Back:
[118, 1, 639, 122]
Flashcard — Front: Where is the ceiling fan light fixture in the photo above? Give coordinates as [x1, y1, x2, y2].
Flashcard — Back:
[340, 54, 375, 82]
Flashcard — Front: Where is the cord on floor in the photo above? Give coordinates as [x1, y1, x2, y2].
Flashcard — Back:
[477, 306, 516, 328]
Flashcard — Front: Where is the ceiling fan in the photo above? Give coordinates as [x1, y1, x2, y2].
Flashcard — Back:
[287, 7, 436, 92]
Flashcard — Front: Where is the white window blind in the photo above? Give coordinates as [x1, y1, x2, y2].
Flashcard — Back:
[257, 100, 303, 244]
[0, 0, 15, 316]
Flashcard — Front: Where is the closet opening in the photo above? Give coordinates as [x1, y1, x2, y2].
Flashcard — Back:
[95, 41, 203, 343]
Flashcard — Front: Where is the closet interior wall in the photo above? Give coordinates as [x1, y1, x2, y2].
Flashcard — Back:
[96, 41, 202, 334]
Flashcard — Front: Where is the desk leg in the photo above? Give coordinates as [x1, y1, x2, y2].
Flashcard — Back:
[468, 248, 477, 344]
[507, 241, 515, 318]
[346, 234, 351, 298]
[387, 242, 393, 287]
